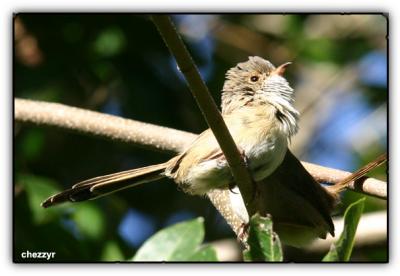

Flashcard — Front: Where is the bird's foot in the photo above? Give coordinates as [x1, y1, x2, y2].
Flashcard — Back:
[237, 222, 250, 243]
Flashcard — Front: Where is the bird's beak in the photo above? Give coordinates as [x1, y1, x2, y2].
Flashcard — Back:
[273, 62, 292, 76]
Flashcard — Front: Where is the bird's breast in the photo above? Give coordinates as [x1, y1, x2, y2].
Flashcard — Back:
[245, 131, 288, 181]
[229, 111, 289, 181]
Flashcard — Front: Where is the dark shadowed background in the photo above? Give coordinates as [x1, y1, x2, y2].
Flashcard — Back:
[13, 14, 387, 262]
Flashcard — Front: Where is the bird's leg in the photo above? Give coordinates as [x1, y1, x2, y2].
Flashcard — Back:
[237, 222, 250, 243]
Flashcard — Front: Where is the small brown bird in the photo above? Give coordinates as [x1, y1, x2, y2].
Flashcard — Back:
[42, 56, 336, 247]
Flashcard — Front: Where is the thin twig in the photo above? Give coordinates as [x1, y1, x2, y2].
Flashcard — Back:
[151, 15, 257, 216]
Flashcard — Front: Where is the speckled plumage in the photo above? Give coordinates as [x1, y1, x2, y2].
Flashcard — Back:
[222, 56, 299, 137]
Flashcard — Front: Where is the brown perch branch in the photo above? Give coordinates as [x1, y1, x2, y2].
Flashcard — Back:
[14, 98, 387, 235]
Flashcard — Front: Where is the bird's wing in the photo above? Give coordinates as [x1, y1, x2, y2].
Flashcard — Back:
[166, 128, 224, 178]
[268, 149, 336, 236]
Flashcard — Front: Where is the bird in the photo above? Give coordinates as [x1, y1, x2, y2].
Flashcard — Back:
[41, 56, 336, 247]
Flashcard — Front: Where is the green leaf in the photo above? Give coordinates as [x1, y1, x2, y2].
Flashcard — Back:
[16, 174, 63, 224]
[94, 27, 126, 57]
[323, 198, 365, 262]
[133, 217, 205, 261]
[101, 241, 125, 261]
[20, 129, 45, 161]
[187, 245, 218, 262]
[72, 203, 105, 240]
[243, 214, 283, 262]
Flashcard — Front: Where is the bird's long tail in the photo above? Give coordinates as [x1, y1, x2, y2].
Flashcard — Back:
[326, 153, 387, 195]
[41, 162, 169, 208]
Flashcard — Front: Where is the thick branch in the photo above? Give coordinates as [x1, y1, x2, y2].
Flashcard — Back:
[14, 98, 196, 154]
[152, 15, 257, 216]
[15, 98, 387, 200]
[15, 98, 387, 236]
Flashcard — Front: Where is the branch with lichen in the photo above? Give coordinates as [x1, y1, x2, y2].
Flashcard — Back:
[14, 98, 387, 235]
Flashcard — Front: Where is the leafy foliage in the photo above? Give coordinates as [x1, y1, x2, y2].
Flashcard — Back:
[186, 245, 218, 261]
[243, 214, 283, 262]
[72, 203, 106, 240]
[323, 198, 365, 262]
[101, 241, 125, 261]
[133, 217, 218, 261]
[16, 174, 63, 224]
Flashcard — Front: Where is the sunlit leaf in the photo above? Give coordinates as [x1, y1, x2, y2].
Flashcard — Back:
[16, 174, 63, 224]
[72, 203, 105, 240]
[187, 245, 218, 262]
[101, 241, 125, 261]
[133, 217, 205, 261]
[323, 198, 365, 262]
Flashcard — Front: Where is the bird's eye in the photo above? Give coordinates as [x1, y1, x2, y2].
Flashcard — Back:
[250, 76, 259, 82]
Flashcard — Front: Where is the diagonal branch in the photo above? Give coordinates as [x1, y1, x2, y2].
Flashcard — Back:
[152, 15, 257, 216]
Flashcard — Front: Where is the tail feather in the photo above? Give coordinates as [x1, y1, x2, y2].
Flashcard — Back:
[265, 150, 336, 238]
[41, 162, 168, 208]
[327, 153, 387, 195]
[71, 166, 150, 188]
